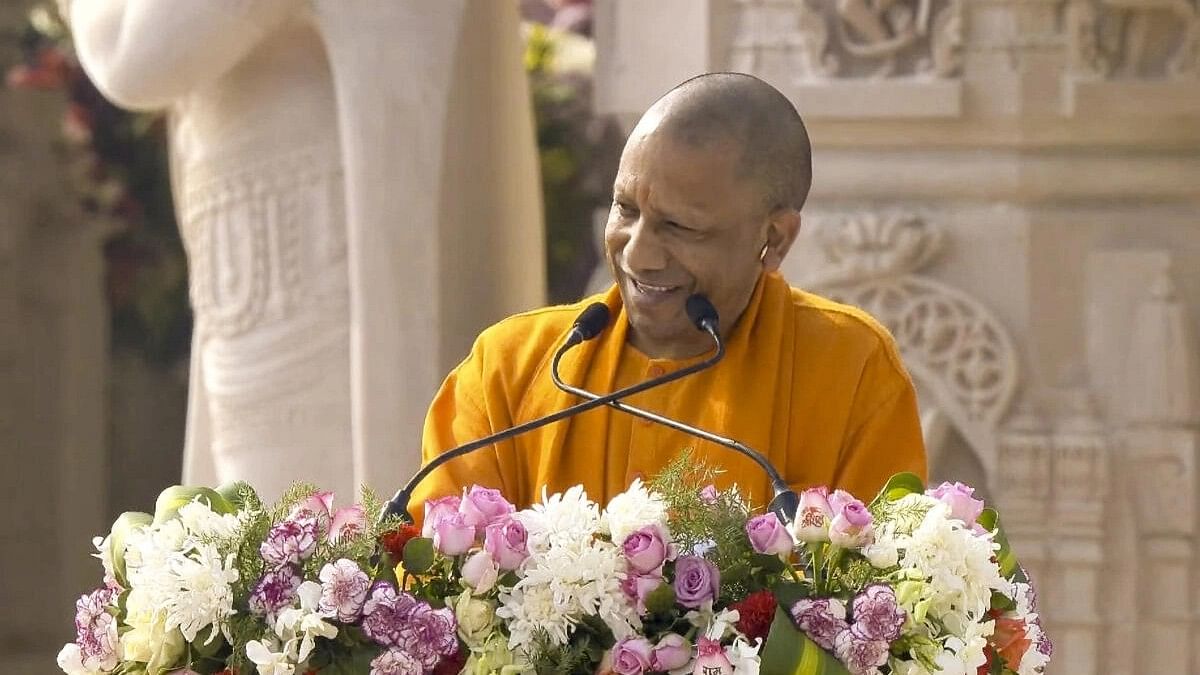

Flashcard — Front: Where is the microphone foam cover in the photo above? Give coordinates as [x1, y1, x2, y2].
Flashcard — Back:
[685, 294, 719, 331]
[574, 302, 611, 340]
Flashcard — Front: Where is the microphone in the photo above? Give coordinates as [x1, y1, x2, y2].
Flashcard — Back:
[380, 301, 726, 523]
[552, 295, 801, 524]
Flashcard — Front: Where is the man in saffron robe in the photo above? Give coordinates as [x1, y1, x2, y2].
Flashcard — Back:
[413, 73, 926, 511]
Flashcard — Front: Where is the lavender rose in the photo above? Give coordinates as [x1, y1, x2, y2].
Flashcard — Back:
[834, 628, 890, 675]
[699, 484, 719, 505]
[850, 584, 906, 643]
[622, 525, 668, 574]
[673, 555, 719, 609]
[422, 495, 461, 538]
[460, 485, 515, 534]
[791, 597, 850, 651]
[433, 511, 476, 556]
[792, 486, 833, 543]
[611, 637, 654, 675]
[484, 517, 529, 571]
[650, 633, 692, 671]
[828, 493, 874, 549]
[927, 481, 985, 526]
[746, 512, 795, 555]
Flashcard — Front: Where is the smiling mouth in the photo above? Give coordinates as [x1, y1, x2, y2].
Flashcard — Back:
[630, 278, 684, 296]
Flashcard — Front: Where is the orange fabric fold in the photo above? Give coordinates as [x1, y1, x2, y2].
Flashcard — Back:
[412, 272, 926, 513]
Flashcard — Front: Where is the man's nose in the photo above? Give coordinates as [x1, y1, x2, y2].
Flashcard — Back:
[623, 220, 668, 273]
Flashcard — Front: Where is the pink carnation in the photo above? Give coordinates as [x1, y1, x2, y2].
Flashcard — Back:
[850, 584, 906, 643]
[791, 597, 850, 651]
[318, 559, 371, 623]
[260, 515, 319, 568]
[833, 629, 890, 675]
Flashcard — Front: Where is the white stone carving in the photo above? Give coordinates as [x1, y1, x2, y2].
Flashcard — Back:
[1064, 0, 1200, 79]
[67, 0, 547, 503]
[729, 0, 964, 81]
[806, 212, 1019, 478]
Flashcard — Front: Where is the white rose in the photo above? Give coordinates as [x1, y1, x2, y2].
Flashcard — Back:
[454, 590, 497, 646]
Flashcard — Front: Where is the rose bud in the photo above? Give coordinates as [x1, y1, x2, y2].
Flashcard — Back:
[745, 512, 795, 556]
[422, 495, 462, 538]
[650, 633, 692, 671]
[622, 525, 668, 574]
[829, 497, 874, 549]
[461, 550, 499, 594]
[433, 511, 475, 556]
[484, 517, 529, 571]
[791, 486, 833, 543]
[926, 481, 985, 526]
[460, 485, 515, 534]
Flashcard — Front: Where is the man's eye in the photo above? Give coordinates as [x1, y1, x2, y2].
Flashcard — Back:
[666, 221, 692, 232]
[615, 202, 637, 216]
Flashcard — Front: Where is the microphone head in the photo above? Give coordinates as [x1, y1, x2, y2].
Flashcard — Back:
[685, 294, 719, 332]
[573, 302, 611, 341]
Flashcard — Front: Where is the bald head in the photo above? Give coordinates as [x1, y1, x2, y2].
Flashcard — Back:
[636, 73, 812, 212]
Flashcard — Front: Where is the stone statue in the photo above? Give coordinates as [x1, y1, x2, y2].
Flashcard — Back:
[64, 0, 546, 502]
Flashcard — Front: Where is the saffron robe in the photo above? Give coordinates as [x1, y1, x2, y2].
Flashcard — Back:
[414, 272, 926, 511]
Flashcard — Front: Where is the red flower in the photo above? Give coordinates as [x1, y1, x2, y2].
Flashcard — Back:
[991, 616, 1032, 670]
[432, 646, 468, 675]
[380, 523, 421, 562]
[731, 589, 777, 642]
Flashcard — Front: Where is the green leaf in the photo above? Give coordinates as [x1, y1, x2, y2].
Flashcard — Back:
[978, 509, 1025, 580]
[402, 537, 436, 575]
[869, 472, 926, 507]
[108, 511, 152, 588]
[644, 581, 676, 615]
[153, 485, 235, 524]
[760, 608, 852, 675]
[752, 553, 787, 574]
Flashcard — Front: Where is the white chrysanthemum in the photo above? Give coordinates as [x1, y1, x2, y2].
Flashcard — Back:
[178, 499, 244, 541]
[602, 478, 669, 544]
[517, 485, 602, 554]
[161, 542, 240, 642]
[498, 532, 639, 651]
[894, 503, 1006, 633]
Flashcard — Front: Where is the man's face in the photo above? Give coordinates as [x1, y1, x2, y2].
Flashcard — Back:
[605, 128, 776, 359]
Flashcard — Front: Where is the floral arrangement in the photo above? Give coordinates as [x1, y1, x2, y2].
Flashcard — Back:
[58, 456, 1050, 675]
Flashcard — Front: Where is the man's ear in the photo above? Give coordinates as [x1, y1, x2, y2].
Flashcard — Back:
[761, 209, 802, 272]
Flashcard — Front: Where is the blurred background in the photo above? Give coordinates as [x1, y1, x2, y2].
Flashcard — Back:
[2, 1, 1198, 672]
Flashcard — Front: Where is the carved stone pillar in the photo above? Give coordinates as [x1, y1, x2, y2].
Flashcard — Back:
[1047, 391, 1109, 675]
[996, 405, 1053, 590]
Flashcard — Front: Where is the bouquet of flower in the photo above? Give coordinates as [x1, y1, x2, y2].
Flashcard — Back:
[59, 455, 1050, 675]
[761, 474, 1053, 675]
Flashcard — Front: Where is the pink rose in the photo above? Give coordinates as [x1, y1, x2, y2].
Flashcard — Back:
[290, 491, 335, 531]
[621, 572, 665, 615]
[651, 633, 692, 671]
[745, 513, 794, 555]
[433, 511, 475, 556]
[422, 495, 462, 538]
[927, 481, 985, 526]
[622, 525, 668, 574]
[329, 505, 366, 544]
[484, 517, 529, 571]
[611, 637, 653, 675]
[829, 494, 874, 549]
[460, 485, 515, 534]
[461, 550, 499, 593]
[792, 486, 833, 543]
